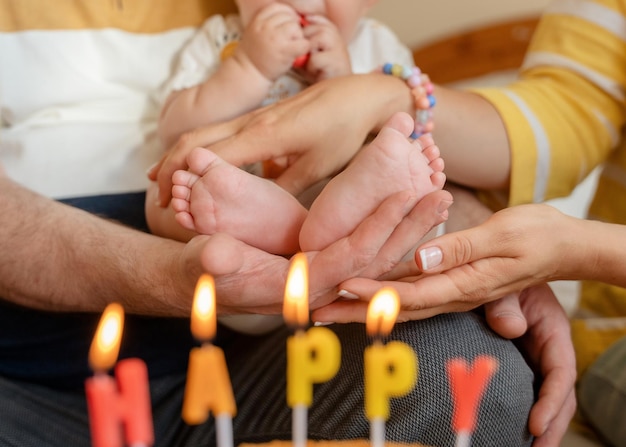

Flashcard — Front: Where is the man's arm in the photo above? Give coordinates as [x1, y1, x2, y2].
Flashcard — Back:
[2, 173, 439, 317]
[0, 174, 197, 316]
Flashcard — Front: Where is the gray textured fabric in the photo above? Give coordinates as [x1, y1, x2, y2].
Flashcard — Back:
[0, 312, 534, 447]
[578, 335, 626, 447]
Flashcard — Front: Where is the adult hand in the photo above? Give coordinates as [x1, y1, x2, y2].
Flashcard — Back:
[199, 190, 450, 314]
[330, 204, 574, 318]
[148, 72, 412, 206]
[511, 285, 577, 447]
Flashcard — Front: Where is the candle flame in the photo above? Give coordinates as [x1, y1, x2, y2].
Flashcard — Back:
[366, 287, 400, 336]
[191, 274, 217, 342]
[88, 302, 124, 371]
[283, 253, 309, 327]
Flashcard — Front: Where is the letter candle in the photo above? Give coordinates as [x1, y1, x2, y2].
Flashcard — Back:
[182, 274, 236, 447]
[446, 355, 498, 447]
[85, 302, 154, 447]
[364, 287, 418, 447]
[284, 253, 341, 447]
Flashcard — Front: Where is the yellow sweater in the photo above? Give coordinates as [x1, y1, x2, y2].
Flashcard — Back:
[473, 0, 626, 375]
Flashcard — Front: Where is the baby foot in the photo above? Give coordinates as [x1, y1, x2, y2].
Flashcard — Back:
[171, 148, 307, 255]
[300, 112, 445, 251]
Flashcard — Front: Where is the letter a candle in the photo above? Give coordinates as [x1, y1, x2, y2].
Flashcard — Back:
[182, 274, 236, 447]
[284, 253, 341, 447]
[85, 302, 154, 447]
[364, 287, 418, 447]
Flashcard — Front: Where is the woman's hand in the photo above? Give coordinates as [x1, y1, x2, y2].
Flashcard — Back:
[148, 72, 413, 206]
[327, 203, 573, 318]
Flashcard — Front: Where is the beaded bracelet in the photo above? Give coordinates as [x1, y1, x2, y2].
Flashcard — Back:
[381, 62, 435, 139]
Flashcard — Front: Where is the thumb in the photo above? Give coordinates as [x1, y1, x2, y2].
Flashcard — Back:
[415, 223, 496, 273]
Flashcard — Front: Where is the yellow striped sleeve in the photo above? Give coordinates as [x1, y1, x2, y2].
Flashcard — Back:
[471, 0, 626, 206]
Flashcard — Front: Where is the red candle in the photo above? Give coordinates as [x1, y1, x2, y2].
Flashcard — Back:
[85, 303, 154, 447]
[446, 355, 498, 447]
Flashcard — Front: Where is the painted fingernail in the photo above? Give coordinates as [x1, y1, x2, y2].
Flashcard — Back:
[338, 289, 359, 300]
[419, 246, 442, 270]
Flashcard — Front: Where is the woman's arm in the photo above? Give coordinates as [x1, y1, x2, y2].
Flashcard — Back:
[416, 203, 626, 289]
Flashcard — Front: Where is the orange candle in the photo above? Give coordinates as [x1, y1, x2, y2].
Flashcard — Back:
[447, 355, 498, 447]
[284, 253, 341, 447]
[364, 288, 418, 447]
[85, 302, 154, 447]
[182, 274, 236, 447]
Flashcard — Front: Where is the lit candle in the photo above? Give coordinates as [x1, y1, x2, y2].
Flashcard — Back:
[284, 253, 341, 447]
[364, 287, 418, 447]
[85, 302, 154, 447]
[182, 274, 236, 447]
[446, 355, 498, 447]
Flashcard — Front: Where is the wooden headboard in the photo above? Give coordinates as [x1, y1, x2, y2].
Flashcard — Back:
[411, 16, 539, 84]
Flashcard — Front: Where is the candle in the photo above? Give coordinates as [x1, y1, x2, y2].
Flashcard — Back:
[284, 253, 341, 447]
[364, 287, 418, 447]
[446, 355, 498, 447]
[85, 302, 154, 447]
[182, 274, 236, 447]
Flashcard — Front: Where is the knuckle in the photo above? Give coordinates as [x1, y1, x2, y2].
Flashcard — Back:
[450, 235, 476, 265]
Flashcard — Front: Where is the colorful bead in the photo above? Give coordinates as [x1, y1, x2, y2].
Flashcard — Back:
[381, 62, 435, 138]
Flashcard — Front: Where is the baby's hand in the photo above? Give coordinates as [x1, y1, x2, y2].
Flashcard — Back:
[299, 15, 352, 82]
[237, 3, 310, 81]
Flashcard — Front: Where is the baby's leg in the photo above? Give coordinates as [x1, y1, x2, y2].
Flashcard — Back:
[300, 112, 445, 252]
[171, 148, 307, 255]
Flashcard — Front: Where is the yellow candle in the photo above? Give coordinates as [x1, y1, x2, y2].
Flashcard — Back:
[284, 254, 341, 406]
[364, 287, 418, 420]
[283, 253, 341, 447]
[182, 274, 236, 425]
[287, 326, 341, 407]
[182, 344, 236, 424]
